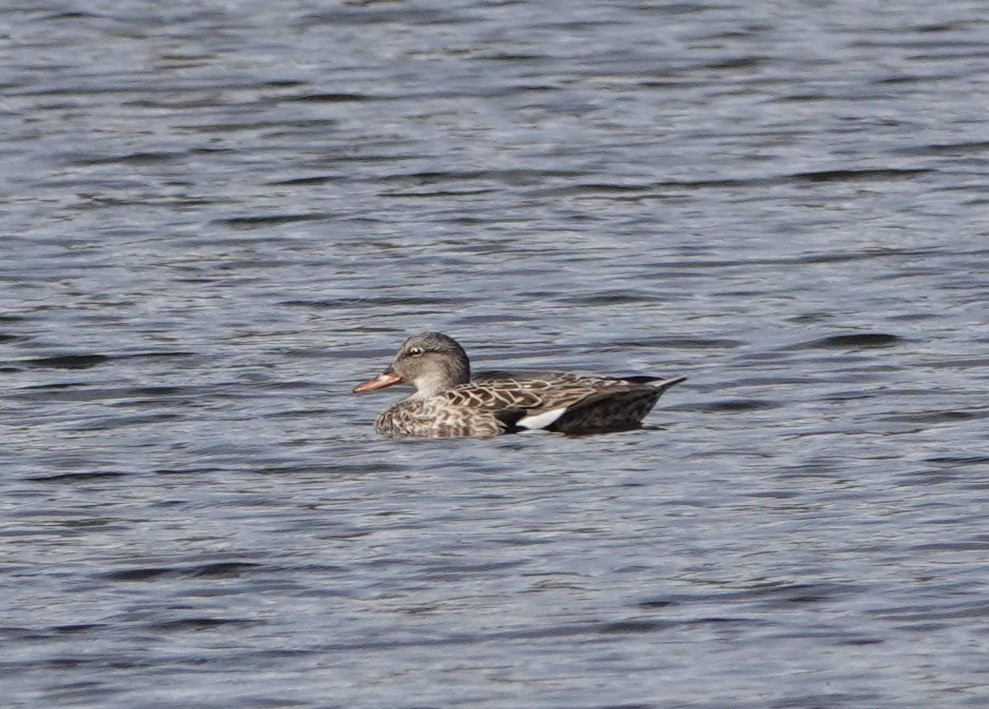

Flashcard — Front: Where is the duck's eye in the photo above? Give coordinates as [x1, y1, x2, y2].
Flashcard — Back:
[407, 347, 424, 357]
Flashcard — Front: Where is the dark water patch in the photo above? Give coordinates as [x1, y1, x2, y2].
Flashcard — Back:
[911, 541, 989, 552]
[560, 291, 664, 306]
[23, 354, 110, 369]
[911, 21, 968, 33]
[153, 466, 226, 476]
[599, 617, 748, 636]
[280, 296, 460, 310]
[180, 118, 336, 133]
[924, 455, 989, 467]
[534, 182, 654, 197]
[126, 386, 188, 396]
[256, 462, 405, 476]
[102, 566, 177, 582]
[597, 619, 678, 635]
[40, 9, 98, 19]
[653, 175, 779, 190]
[12, 383, 207, 404]
[0, 626, 54, 642]
[283, 564, 352, 576]
[678, 399, 780, 413]
[640, 582, 865, 611]
[115, 351, 198, 361]
[675, 249, 926, 272]
[286, 151, 418, 166]
[894, 140, 989, 157]
[36, 682, 120, 705]
[837, 637, 885, 646]
[68, 412, 184, 430]
[873, 601, 989, 624]
[788, 333, 903, 350]
[302, 6, 469, 27]
[646, 168, 928, 193]
[380, 168, 584, 190]
[922, 356, 989, 369]
[42, 656, 134, 671]
[418, 559, 527, 580]
[453, 313, 540, 327]
[190, 562, 264, 578]
[745, 489, 801, 500]
[633, 2, 709, 16]
[383, 168, 564, 183]
[824, 391, 884, 407]
[792, 248, 937, 265]
[887, 312, 944, 322]
[769, 691, 883, 708]
[703, 54, 771, 71]
[104, 562, 262, 583]
[693, 369, 815, 386]
[260, 406, 330, 420]
[897, 469, 962, 486]
[279, 92, 376, 103]
[150, 617, 255, 632]
[268, 174, 347, 186]
[217, 213, 330, 228]
[381, 187, 498, 198]
[605, 336, 744, 350]
[308, 615, 754, 655]
[767, 88, 912, 103]
[475, 52, 544, 61]
[757, 587, 839, 606]
[874, 73, 930, 85]
[52, 624, 108, 635]
[790, 167, 932, 183]
[638, 599, 676, 610]
[28, 471, 128, 483]
[251, 79, 304, 89]
[68, 150, 184, 166]
[539, 18, 626, 31]
[442, 214, 491, 226]
[876, 408, 988, 424]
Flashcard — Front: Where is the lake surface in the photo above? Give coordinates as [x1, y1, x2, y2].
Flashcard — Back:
[3, 0, 989, 706]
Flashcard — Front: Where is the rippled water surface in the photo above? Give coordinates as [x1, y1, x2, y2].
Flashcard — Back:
[3, 1, 989, 706]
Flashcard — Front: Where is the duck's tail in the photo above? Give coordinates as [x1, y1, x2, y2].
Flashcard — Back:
[648, 375, 687, 393]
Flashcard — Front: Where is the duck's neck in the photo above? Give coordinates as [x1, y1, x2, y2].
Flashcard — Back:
[411, 358, 470, 398]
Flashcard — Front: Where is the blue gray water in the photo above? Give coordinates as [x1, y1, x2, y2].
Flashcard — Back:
[3, 1, 989, 706]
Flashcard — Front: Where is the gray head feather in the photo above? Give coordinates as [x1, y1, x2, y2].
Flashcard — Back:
[389, 332, 471, 397]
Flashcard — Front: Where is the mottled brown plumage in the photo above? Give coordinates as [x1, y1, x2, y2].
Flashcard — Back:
[353, 332, 686, 438]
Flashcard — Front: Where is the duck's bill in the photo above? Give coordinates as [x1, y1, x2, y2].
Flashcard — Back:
[353, 371, 403, 393]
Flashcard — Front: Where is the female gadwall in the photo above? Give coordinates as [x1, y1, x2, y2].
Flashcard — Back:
[353, 332, 686, 438]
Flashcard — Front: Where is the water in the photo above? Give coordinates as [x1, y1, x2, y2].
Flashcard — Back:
[3, 0, 989, 706]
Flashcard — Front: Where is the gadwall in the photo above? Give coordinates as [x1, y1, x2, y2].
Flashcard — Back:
[353, 332, 686, 438]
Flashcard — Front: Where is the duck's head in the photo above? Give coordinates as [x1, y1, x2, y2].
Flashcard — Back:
[353, 332, 470, 398]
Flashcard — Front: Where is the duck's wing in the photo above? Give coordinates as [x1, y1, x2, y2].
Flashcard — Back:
[442, 373, 687, 434]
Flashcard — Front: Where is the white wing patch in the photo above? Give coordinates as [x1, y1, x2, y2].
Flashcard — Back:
[516, 406, 568, 430]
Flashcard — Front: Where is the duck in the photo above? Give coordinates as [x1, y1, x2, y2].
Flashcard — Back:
[353, 332, 686, 438]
